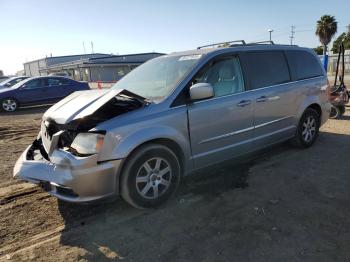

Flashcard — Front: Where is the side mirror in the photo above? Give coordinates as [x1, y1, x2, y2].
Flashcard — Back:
[189, 83, 214, 101]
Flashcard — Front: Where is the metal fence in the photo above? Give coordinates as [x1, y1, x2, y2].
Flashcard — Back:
[319, 53, 350, 75]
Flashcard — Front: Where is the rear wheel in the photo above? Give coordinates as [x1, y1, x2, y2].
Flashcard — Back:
[291, 108, 320, 148]
[338, 105, 346, 116]
[330, 105, 340, 119]
[120, 144, 181, 209]
[1, 98, 18, 112]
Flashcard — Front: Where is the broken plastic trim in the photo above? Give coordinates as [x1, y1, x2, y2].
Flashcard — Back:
[26, 139, 49, 161]
[45, 90, 147, 150]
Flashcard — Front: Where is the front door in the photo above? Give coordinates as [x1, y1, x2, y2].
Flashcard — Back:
[187, 55, 255, 168]
[16, 78, 48, 105]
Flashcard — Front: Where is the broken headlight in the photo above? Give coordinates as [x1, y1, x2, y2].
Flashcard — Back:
[70, 132, 105, 155]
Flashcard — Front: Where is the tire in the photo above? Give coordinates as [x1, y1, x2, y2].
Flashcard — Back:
[329, 105, 340, 119]
[1, 98, 18, 112]
[120, 143, 181, 209]
[291, 108, 320, 148]
[338, 105, 346, 116]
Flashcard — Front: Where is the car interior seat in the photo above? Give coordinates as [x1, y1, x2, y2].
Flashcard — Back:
[213, 64, 237, 97]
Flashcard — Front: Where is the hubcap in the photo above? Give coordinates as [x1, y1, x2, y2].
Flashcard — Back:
[2, 99, 17, 112]
[136, 157, 172, 199]
[302, 116, 316, 142]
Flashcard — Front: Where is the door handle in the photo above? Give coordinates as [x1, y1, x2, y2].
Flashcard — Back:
[237, 100, 251, 107]
[256, 96, 268, 102]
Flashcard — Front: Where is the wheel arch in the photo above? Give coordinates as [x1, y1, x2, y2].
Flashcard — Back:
[125, 138, 185, 173]
[297, 96, 322, 123]
[307, 103, 322, 119]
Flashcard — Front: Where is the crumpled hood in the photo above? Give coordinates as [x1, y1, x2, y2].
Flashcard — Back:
[43, 89, 124, 124]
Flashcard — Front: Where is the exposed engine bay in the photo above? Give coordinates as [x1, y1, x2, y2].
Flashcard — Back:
[42, 89, 148, 150]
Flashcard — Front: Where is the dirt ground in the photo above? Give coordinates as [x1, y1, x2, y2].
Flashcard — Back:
[0, 105, 350, 262]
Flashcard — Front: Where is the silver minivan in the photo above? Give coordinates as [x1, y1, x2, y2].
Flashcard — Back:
[14, 42, 331, 208]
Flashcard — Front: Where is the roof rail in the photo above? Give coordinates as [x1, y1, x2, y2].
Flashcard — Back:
[246, 40, 275, 45]
[197, 40, 246, 49]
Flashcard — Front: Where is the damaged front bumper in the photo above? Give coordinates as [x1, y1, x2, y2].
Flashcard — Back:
[13, 139, 123, 203]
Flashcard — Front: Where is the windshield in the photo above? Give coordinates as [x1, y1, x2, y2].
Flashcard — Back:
[8, 78, 31, 89]
[111, 54, 202, 102]
[0, 78, 13, 86]
[0, 77, 28, 88]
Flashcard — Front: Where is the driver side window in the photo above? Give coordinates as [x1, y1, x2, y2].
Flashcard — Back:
[193, 56, 245, 98]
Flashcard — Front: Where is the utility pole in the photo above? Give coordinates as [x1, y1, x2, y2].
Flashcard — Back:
[290, 25, 295, 45]
[91, 41, 94, 54]
[83, 42, 86, 54]
[268, 29, 273, 41]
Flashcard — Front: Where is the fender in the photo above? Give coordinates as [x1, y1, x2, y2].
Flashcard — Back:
[99, 125, 193, 172]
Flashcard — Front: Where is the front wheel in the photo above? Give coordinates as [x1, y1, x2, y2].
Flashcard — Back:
[1, 98, 18, 112]
[291, 108, 320, 148]
[120, 144, 181, 209]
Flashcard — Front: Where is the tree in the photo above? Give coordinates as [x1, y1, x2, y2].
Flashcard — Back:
[313, 46, 324, 55]
[331, 29, 350, 53]
[315, 15, 338, 55]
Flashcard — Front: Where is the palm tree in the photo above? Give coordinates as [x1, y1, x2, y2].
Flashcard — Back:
[316, 15, 338, 55]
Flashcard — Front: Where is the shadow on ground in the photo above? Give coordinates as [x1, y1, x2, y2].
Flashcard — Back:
[57, 143, 287, 261]
[57, 132, 350, 261]
[336, 114, 350, 121]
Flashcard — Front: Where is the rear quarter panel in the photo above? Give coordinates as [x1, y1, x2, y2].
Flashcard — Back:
[294, 76, 330, 126]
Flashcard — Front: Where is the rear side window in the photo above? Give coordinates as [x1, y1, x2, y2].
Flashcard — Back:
[241, 51, 290, 89]
[47, 78, 70, 86]
[285, 51, 324, 80]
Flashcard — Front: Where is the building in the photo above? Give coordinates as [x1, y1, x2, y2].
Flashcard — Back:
[24, 53, 109, 77]
[24, 52, 165, 82]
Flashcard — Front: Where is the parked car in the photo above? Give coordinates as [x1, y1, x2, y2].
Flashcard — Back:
[14, 42, 331, 208]
[0, 76, 29, 88]
[0, 76, 90, 112]
[49, 72, 71, 78]
[0, 76, 10, 83]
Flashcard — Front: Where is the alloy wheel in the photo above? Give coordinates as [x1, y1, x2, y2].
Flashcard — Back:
[302, 116, 316, 142]
[136, 157, 172, 199]
[2, 99, 17, 112]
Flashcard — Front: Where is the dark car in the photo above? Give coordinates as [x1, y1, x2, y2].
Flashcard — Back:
[0, 76, 10, 83]
[0, 76, 90, 112]
[0, 76, 29, 88]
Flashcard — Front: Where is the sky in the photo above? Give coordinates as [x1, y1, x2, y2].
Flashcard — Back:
[0, 0, 349, 74]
